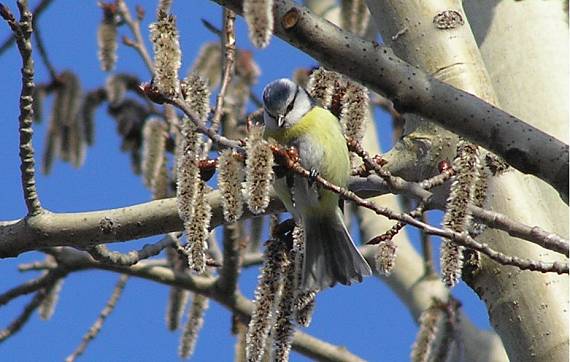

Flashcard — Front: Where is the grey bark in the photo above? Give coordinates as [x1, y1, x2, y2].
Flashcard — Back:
[462, 2, 570, 361]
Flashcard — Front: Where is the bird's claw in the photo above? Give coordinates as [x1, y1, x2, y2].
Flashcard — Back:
[308, 168, 319, 187]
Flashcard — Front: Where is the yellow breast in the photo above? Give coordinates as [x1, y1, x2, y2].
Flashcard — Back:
[265, 107, 350, 188]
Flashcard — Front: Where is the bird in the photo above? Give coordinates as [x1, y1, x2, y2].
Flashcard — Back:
[261, 78, 372, 291]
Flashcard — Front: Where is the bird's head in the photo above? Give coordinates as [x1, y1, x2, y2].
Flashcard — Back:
[262, 78, 312, 132]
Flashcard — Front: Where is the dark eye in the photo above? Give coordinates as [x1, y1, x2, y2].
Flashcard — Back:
[284, 86, 299, 116]
[285, 99, 295, 115]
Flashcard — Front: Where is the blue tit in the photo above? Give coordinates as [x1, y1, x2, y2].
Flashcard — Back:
[262, 78, 372, 291]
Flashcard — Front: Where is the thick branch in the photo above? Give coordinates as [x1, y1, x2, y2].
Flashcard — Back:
[211, 0, 569, 200]
[0, 192, 281, 258]
[1, 176, 567, 259]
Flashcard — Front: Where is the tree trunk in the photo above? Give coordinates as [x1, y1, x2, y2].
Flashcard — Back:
[367, 1, 568, 361]
[463, 1, 569, 361]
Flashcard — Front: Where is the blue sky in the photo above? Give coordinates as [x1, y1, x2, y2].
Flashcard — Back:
[0, 1, 492, 361]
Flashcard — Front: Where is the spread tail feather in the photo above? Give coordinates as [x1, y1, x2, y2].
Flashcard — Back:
[301, 209, 372, 291]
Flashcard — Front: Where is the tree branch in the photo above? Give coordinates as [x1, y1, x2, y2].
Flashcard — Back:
[210, 0, 569, 201]
[1, 1, 42, 215]
[117, 0, 154, 74]
[0, 289, 48, 342]
[32, 18, 57, 80]
[0, 0, 53, 55]
[276, 149, 568, 274]
[52, 248, 365, 362]
[65, 274, 128, 362]
[86, 235, 174, 266]
[1, 173, 567, 260]
[0, 267, 67, 306]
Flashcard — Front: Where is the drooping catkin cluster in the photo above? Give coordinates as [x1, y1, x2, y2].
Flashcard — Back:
[152, 154, 170, 200]
[441, 141, 480, 287]
[166, 239, 190, 331]
[243, 0, 274, 48]
[271, 246, 297, 361]
[179, 293, 209, 359]
[292, 68, 311, 89]
[340, 0, 371, 37]
[32, 86, 46, 123]
[411, 301, 461, 362]
[469, 162, 491, 237]
[149, 11, 181, 96]
[376, 240, 398, 276]
[246, 239, 287, 362]
[245, 125, 274, 214]
[219, 150, 245, 223]
[307, 67, 339, 109]
[435, 300, 462, 362]
[291, 225, 317, 327]
[97, 5, 118, 72]
[176, 122, 201, 224]
[410, 304, 444, 362]
[340, 80, 369, 144]
[39, 278, 64, 320]
[440, 232, 464, 288]
[43, 71, 85, 174]
[80, 88, 107, 146]
[190, 42, 222, 89]
[234, 319, 248, 362]
[141, 118, 167, 190]
[105, 74, 128, 106]
[180, 74, 211, 122]
[166, 276, 190, 331]
[184, 181, 212, 273]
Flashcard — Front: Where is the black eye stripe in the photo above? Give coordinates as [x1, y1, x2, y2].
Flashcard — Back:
[264, 107, 277, 119]
[285, 86, 299, 115]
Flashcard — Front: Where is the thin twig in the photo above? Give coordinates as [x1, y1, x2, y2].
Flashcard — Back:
[117, 0, 154, 74]
[420, 213, 435, 276]
[51, 247, 365, 362]
[86, 235, 174, 266]
[203, 9, 236, 156]
[272, 146, 569, 274]
[0, 268, 67, 306]
[32, 20, 57, 80]
[65, 274, 128, 362]
[169, 95, 242, 149]
[1, 1, 42, 215]
[347, 139, 569, 256]
[368, 203, 425, 245]
[0, 0, 53, 55]
[18, 260, 57, 272]
[0, 289, 49, 342]
[212, 10, 236, 133]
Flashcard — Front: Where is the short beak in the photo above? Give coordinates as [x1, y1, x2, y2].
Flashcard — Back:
[277, 114, 285, 127]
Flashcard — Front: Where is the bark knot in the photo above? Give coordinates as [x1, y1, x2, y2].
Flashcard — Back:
[433, 10, 464, 29]
[282, 7, 300, 30]
[99, 216, 117, 234]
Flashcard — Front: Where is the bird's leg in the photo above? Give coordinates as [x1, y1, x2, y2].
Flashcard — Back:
[308, 168, 319, 187]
